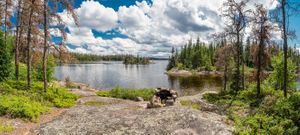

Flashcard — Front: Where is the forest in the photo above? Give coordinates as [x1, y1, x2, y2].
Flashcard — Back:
[70, 53, 151, 65]
[167, 38, 300, 72]
[0, 0, 79, 131]
[0, 0, 299, 134]
[166, 0, 300, 134]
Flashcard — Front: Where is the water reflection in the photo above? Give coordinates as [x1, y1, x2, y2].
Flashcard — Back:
[168, 75, 222, 96]
[55, 61, 222, 96]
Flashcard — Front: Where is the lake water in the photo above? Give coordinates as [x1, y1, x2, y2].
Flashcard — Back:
[55, 60, 223, 96]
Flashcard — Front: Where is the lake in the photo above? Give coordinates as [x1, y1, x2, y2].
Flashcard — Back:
[55, 60, 223, 96]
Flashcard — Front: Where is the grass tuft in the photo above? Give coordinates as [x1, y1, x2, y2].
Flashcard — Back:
[180, 100, 201, 110]
[0, 124, 14, 133]
[84, 101, 111, 106]
[97, 87, 155, 101]
[0, 80, 78, 121]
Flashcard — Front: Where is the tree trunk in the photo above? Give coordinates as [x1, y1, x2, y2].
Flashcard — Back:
[14, 0, 21, 81]
[242, 45, 245, 90]
[4, 0, 8, 47]
[282, 0, 288, 97]
[43, 0, 48, 92]
[26, 0, 35, 90]
[236, 32, 241, 92]
[257, 38, 263, 98]
[224, 63, 228, 91]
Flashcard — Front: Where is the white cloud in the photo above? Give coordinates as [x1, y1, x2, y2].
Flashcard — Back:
[58, 0, 279, 58]
[76, 0, 118, 32]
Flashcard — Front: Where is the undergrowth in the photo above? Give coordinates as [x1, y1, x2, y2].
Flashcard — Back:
[97, 87, 155, 101]
[203, 83, 300, 135]
[0, 80, 78, 121]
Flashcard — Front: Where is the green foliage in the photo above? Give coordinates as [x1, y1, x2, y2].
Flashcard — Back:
[0, 31, 12, 82]
[96, 91, 110, 97]
[180, 100, 201, 110]
[71, 52, 152, 65]
[123, 55, 151, 65]
[42, 87, 79, 108]
[203, 85, 300, 135]
[267, 53, 297, 90]
[84, 101, 111, 106]
[0, 123, 14, 133]
[9, 63, 27, 80]
[234, 113, 297, 135]
[0, 95, 49, 121]
[35, 55, 56, 82]
[0, 80, 78, 121]
[71, 53, 131, 61]
[167, 38, 219, 71]
[97, 87, 155, 101]
[10, 61, 56, 82]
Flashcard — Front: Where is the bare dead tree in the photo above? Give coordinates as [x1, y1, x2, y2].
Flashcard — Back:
[251, 4, 272, 97]
[14, 0, 23, 81]
[42, 0, 49, 92]
[215, 44, 234, 92]
[39, 0, 78, 92]
[25, 0, 36, 89]
[4, 0, 12, 49]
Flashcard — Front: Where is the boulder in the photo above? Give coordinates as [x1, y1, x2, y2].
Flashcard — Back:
[147, 95, 164, 108]
[165, 99, 175, 106]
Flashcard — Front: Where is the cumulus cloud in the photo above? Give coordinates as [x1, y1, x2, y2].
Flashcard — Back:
[58, 0, 279, 58]
[76, 1, 118, 32]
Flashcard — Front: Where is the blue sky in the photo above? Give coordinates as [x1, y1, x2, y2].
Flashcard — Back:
[290, 15, 300, 47]
[71, 0, 152, 9]
[50, 0, 300, 58]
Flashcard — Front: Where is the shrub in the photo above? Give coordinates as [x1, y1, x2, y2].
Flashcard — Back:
[0, 95, 49, 121]
[0, 31, 12, 82]
[204, 85, 300, 134]
[42, 87, 79, 108]
[0, 123, 13, 133]
[0, 80, 78, 121]
[35, 55, 56, 82]
[9, 63, 27, 81]
[96, 91, 110, 97]
[180, 100, 201, 110]
[267, 53, 297, 91]
[97, 87, 155, 101]
[84, 101, 111, 106]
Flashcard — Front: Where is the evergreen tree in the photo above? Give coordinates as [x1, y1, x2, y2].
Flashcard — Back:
[0, 31, 12, 82]
[245, 37, 251, 67]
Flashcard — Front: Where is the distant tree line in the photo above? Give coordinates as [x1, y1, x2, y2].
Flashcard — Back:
[71, 53, 129, 61]
[167, 38, 219, 71]
[123, 55, 151, 65]
[70, 53, 151, 65]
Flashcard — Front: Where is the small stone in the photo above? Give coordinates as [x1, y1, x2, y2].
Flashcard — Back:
[147, 95, 164, 108]
[165, 99, 174, 106]
[135, 97, 144, 102]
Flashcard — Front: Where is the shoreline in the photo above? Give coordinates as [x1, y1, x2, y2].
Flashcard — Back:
[1, 81, 232, 134]
[36, 81, 233, 134]
[166, 68, 223, 77]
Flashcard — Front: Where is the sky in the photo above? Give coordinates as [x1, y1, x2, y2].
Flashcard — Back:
[51, 0, 300, 58]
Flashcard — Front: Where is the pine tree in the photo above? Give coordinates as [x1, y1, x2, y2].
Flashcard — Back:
[0, 31, 12, 82]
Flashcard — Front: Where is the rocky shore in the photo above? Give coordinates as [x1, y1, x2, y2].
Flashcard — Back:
[3, 82, 233, 135]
